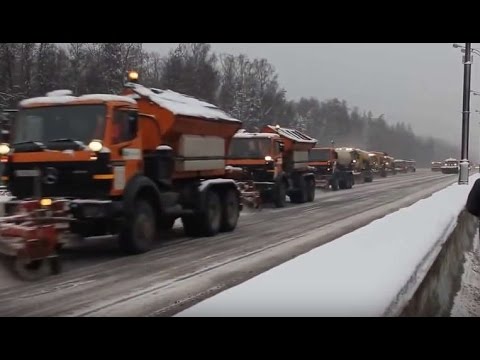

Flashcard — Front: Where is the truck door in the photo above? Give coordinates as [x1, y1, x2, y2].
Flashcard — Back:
[109, 108, 141, 195]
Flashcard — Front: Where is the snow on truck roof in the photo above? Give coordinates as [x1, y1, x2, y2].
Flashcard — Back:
[233, 131, 279, 139]
[128, 83, 240, 123]
[19, 91, 137, 107]
[264, 125, 316, 143]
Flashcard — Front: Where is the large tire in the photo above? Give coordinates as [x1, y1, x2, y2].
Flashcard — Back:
[331, 179, 339, 191]
[306, 178, 315, 202]
[273, 181, 287, 208]
[182, 189, 222, 237]
[338, 180, 347, 190]
[290, 177, 308, 204]
[158, 217, 175, 232]
[346, 177, 353, 189]
[7, 256, 49, 281]
[220, 188, 240, 232]
[119, 199, 157, 255]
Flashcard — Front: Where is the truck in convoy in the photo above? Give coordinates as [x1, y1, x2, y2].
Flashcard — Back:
[441, 158, 459, 174]
[393, 159, 408, 173]
[226, 125, 317, 208]
[368, 151, 388, 177]
[336, 147, 373, 183]
[384, 155, 396, 175]
[431, 161, 442, 172]
[308, 147, 354, 190]
[0, 72, 243, 280]
[406, 159, 416, 172]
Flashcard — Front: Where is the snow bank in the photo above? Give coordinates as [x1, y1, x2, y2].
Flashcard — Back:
[177, 174, 480, 317]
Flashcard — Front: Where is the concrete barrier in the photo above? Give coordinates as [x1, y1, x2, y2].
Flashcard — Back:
[397, 210, 478, 316]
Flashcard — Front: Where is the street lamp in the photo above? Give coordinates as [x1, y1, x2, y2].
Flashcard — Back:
[453, 43, 480, 57]
[454, 43, 473, 184]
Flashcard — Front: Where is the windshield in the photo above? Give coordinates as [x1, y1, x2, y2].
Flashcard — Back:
[12, 105, 106, 145]
[229, 138, 272, 159]
[309, 149, 332, 162]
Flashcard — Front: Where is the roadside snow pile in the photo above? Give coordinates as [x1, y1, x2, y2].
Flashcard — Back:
[177, 174, 480, 317]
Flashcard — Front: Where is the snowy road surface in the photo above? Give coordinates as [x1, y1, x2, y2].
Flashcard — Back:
[0, 170, 458, 316]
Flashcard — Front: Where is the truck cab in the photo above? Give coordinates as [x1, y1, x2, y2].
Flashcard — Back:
[393, 159, 407, 173]
[308, 147, 342, 190]
[227, 132, 284, 183]
[2, 91, 139, 202]
[368, 151, 388, 177]
[406, 159, 416, 172]
[227, 126, 317, 207]
[441, 158, 459, 174]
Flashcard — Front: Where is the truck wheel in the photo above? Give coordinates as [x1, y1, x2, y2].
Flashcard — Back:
[220, 188, 240, 232]
[306, 178, 315, 202]
[338, 180, 346, 190]
[346, 178, 353, 189]
[291, 177, 307, 203]
[182, 189, 222, 237]
[7, 256, 49, 281]
[158, 217, 175, 232]
[273, 181, 286, 208]
[331, 180, 339, 191]
[119, 199, 156, 254]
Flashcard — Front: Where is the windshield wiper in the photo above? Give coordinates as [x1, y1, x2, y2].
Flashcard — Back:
[46, 138, 86, 150]
[13, 140, 45, 146]
[12, 141, 46, 152]
[48, 138, 83, 143]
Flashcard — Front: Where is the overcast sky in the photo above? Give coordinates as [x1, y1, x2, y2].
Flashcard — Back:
[143, 43, 480, 155]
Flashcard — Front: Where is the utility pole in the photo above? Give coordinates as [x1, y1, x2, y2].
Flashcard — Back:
[459, 43, 472, 184]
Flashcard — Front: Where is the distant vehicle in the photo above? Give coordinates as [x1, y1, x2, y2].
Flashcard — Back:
[405, 159, 416, 172]
[0, 109, 16, 143]
[384, 155, 396, 175]
[431, 161, 442, 171]
[309, 147, 354, 191]
[441, 158, 459, 174]
[393, 159, 408, 173]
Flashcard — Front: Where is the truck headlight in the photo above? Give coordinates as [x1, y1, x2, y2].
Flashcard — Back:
[265, 155, 273, 162]
[0, 143, 10, 155]
[88, 140, 103, 152]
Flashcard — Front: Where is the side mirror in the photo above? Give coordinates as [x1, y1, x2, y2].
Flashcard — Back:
[278, 142, 285, 152]
[128, 111, 138, 136]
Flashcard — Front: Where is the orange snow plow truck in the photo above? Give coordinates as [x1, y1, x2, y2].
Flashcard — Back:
[0, 72, 243, 280]
[226, 125, 317, 208]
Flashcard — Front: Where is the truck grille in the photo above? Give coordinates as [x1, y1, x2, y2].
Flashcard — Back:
[4, 161, 112, 199]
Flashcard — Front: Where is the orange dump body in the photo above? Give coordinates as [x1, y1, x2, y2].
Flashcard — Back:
[122, 85, 242, 180]
[261, 125, 317, 152]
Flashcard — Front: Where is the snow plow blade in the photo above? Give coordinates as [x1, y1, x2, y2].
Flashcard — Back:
[225, 166, 262, 209]
[0, 199, 71, 281]
[237, 181, 262, 209]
